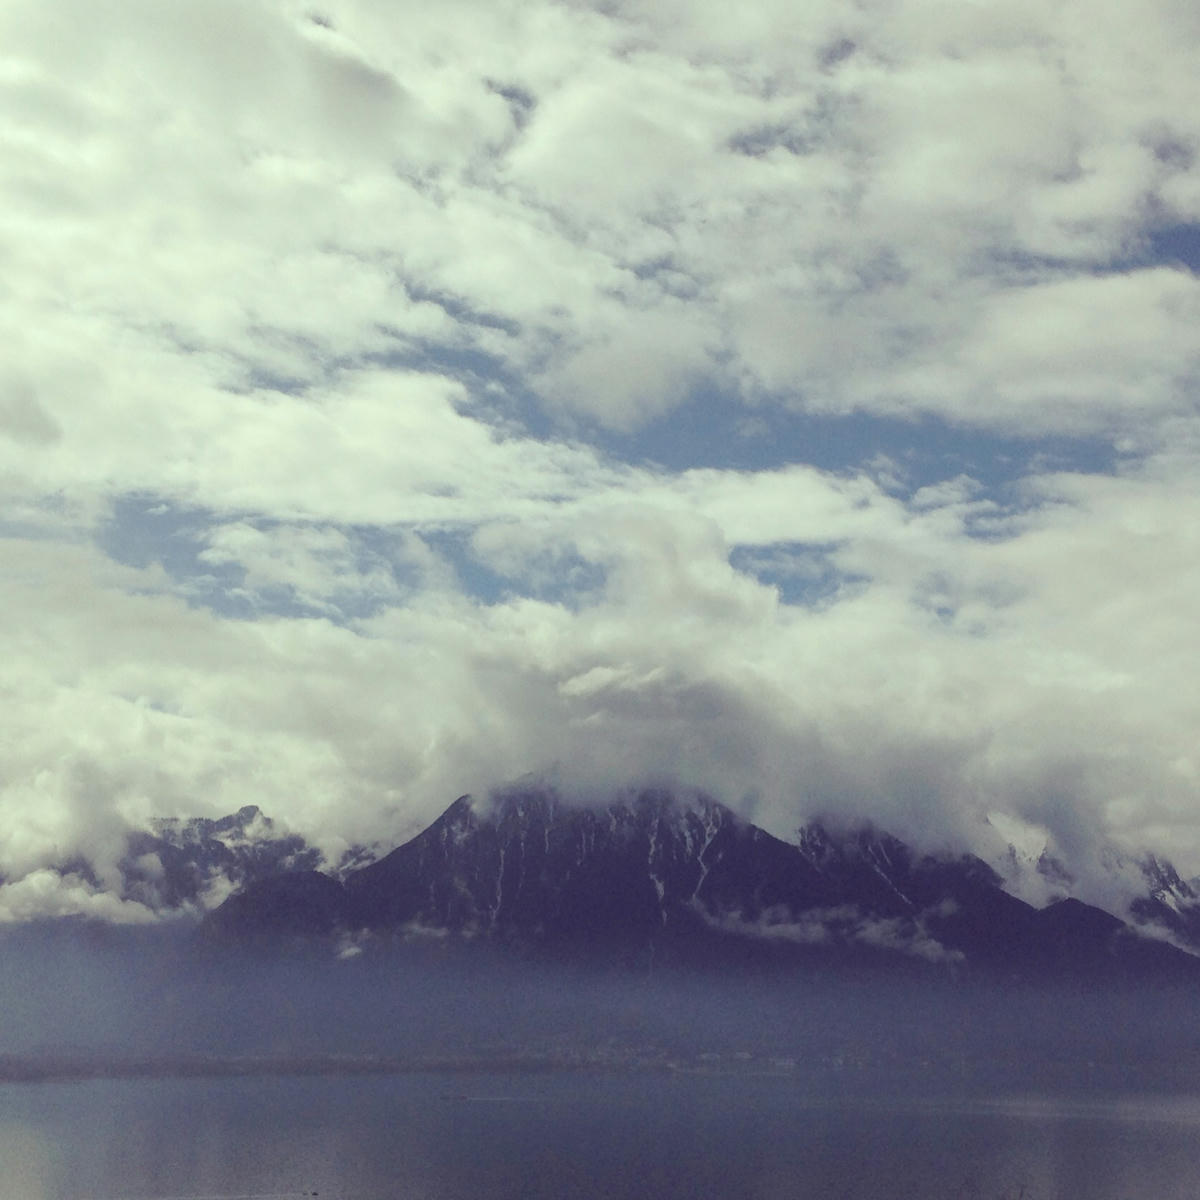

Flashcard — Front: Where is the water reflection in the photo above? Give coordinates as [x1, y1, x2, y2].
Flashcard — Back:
[2, 1074, 1200, 1200]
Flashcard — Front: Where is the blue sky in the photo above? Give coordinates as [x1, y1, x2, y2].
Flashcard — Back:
[1, 0, 1199, 921]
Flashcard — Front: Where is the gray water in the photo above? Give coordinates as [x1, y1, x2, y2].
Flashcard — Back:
[3, 1072, 1200, 1200]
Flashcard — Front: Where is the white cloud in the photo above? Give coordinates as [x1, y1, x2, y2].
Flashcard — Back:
[0, 870, 159, 925]
[5, 0, 1197, 441]
[7, 443, 1200, 900]
[699, 902, 965, 964]
[0, 0, 1198, 923]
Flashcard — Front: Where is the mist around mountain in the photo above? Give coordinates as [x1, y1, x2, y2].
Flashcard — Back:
[9, 784, 1200, 967]
[4, 786, 1200, 1095]
[4, 908, 1200, 1097]
[199, 786, 1200, 985]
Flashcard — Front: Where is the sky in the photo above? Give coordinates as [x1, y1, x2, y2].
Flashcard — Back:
[2, 0, 1199, 922]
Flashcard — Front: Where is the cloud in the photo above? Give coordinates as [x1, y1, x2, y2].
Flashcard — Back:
[4, 0, 1197, 444]
[699, 902, 965, 965]
[8, 447, 1199, 884]
[0, 871, 159, 926]
[1, 0, 1198, 922]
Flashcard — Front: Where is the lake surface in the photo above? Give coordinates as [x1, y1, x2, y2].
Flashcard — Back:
[3, 1071, 1200, 1200]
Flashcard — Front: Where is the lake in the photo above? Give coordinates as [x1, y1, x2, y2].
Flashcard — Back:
[3, 1071, 1200, 1200]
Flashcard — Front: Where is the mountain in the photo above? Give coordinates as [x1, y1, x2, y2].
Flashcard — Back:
[119, 806, 325, 912]
[1129, 854, 1200, 949]
[981, 812, 1200, 955]
[201, 789, 1200, 982]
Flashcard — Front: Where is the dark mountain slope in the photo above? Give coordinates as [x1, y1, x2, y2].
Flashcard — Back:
[200, 871, 349, 944]
[202, 788, 1200, 982]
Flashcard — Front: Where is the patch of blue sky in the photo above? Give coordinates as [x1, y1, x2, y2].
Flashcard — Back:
[579, 224, 1197, 492]
[100, 493, 230, 575]
[102, 492, 612, 617]
[975, 220, 1200, 280]
[367, 317, 561, 446]
[419, 527, 607, 609]
[508, 550, 607, 609]
[728, 541, 868, 609]
[414, 527, 507, 605]
[396, 281, 522, 339]
[99, 495, 423, 622]
[593, 383, 1119, 492]
[153, 317, 322, 399]
[1134, 222, 1200, 275]
[212, 274, 542, 434]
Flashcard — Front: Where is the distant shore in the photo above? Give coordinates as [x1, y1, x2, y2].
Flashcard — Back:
[4, 1047, 1198, 1093]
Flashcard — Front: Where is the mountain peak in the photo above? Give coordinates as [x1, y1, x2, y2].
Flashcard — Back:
[197, 789, 1200, 983]
[341, 786, 749, 955]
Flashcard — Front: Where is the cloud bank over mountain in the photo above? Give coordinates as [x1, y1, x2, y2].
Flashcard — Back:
[2, 0, 1199, 919]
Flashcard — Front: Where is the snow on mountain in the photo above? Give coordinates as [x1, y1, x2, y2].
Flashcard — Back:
[980, 810, 1200, 955]
[331, 787, 994, 966]
[202, 788, 1200, 982]
[12, 784, 1200, 985]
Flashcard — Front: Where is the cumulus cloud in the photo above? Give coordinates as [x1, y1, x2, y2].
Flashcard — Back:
[0, 871, 159, 926]
[1, 0, 1198, 921]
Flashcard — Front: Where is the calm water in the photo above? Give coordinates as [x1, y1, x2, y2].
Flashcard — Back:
[3, 1071, 1200, 1200]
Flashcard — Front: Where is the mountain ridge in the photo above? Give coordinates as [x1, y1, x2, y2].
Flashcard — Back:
[200, 788, 1200, 983]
